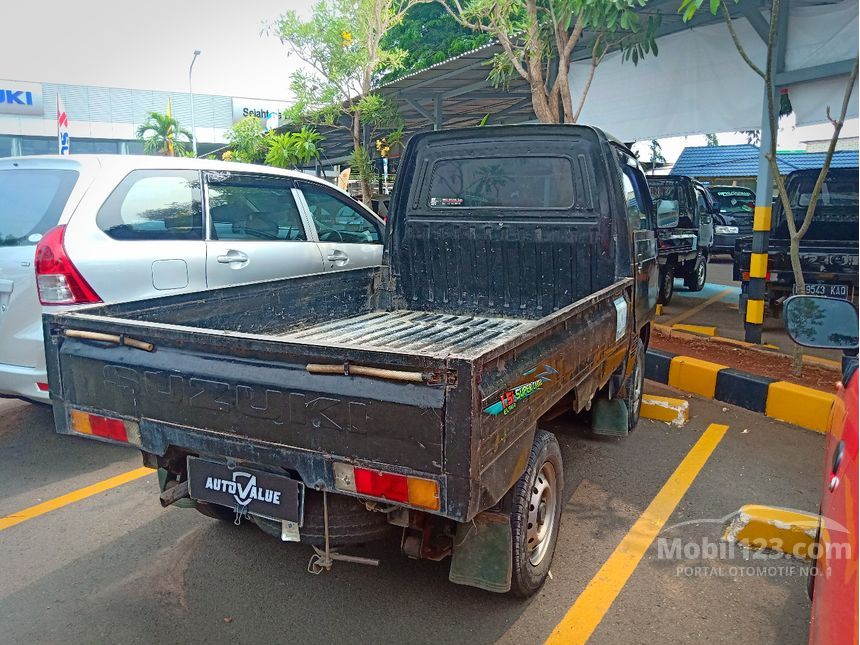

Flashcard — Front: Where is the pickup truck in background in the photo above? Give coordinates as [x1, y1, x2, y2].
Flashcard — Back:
[708, 185, 755, 257]
[736, 167, 859, 318]
[44, 125, 657, 596]
[648, 175, 716, 304]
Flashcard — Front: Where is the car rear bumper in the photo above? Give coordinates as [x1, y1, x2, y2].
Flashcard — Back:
[0, 363, 50, 403]
[712, 233, 740, 253]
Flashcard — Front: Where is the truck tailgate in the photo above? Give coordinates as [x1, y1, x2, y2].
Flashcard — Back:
[50, 323, 448, 473]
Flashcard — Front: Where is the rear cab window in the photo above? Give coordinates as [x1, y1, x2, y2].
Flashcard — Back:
[427, 157, 576, 209]
[96, 170, 203, 241]
[709, 187, 755, 215]
[0, 169, 79, 246]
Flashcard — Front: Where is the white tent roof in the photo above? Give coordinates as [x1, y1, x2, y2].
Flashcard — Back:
[568, 0, 858, 141]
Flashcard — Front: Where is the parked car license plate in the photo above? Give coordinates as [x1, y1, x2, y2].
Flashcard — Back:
[793, 283, 851, 299]
[187, 457, 304, 523]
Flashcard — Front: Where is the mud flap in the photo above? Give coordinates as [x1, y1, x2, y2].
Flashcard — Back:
[591, 397, 629, 437]
[448, 511, 512, 593]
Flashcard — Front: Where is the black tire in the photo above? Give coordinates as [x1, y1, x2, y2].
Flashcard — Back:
[250, 490, 393, 547]
[509, 430, 564, 597]
[623, 339, 645, 431]
[684, 255, 707, 291]
[657, 265, 675, 305]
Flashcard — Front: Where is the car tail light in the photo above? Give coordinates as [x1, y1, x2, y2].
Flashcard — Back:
[741, 271, 771, 281]
[332, 463, 440, 511]
[69, 409, 132, 442]
[36, 382, 49, 392]
[34, 225, 101, 305]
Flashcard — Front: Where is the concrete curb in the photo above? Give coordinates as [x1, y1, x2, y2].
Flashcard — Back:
[646, 348, 836, 433]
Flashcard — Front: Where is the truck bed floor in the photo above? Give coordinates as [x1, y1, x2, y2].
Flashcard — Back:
[281, 310, 537, 356]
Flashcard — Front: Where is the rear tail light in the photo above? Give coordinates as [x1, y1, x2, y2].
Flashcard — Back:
[69, 409, 137, 443]
[34, 225, 101, 305]
[36, 382, 49, 392]
[741, 271, 772, 281]
[332, 463, 440, 511]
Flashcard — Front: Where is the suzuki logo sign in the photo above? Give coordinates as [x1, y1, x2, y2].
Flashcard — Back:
[0, 80, 44, 116]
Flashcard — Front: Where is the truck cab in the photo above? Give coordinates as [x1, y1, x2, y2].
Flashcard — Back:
[648, 175, 716, 304]
[736, 167, 859, 318]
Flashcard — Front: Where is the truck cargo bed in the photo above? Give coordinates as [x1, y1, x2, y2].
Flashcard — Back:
[281, 310, 537, 357]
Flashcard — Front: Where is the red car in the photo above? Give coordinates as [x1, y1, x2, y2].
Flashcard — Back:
[784, 295, 859, 645]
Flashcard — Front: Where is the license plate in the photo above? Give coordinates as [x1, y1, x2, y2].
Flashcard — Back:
[187, 457, 304, 523]
[793, 283, 851, 299]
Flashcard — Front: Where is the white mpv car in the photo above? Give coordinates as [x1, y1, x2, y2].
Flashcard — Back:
[0, 155, 385, 403]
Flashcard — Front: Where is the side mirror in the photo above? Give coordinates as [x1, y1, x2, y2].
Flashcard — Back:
[655, 199, 680, 229]
[783, 295, 859, 350]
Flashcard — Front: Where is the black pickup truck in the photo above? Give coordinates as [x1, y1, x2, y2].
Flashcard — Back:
[648, 176, 716, 304]
[44, 125, 657, 596]
[736, 167, 859, 317]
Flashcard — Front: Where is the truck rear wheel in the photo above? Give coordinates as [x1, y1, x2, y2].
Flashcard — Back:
[684, 255, 707, 292]
[509, 430, 564, 597]
[658, 266, 675, 305]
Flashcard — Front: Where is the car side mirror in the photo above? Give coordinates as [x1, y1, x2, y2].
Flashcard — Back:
[783, 295, 859, 350]
[655, 199, 680, 229]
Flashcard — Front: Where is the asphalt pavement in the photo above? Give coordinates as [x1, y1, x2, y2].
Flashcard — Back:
[658, 255, 842, 362]
[0, 387, 823, 644]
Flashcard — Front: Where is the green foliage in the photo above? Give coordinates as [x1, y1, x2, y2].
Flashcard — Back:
[225, 116, 268, 164]
[705, 133, 719, 146]
[443, 0, 660, 122]
[349, 145, 378, 185]
[379, 3, 490, 82]
[265, 127, 325, 169]
[135, 111, 192, 156]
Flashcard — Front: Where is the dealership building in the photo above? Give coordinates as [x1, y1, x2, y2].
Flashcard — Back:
[0, 79, 290, 158]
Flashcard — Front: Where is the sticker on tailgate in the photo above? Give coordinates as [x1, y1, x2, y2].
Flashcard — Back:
[483, 364, 558, 417]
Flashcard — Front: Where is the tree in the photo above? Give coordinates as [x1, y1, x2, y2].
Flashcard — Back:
[648, 138, 665, 174]
[680, 0, 859, 369]
[379, 3, 490, 82]
[439, 0, 660, 124]
[265, 127, 325, 169]
[705, 133, 719, 146]
[270, 0, 428, 205]
[225, 116, 268, 164]
[136, 111, 192, 156]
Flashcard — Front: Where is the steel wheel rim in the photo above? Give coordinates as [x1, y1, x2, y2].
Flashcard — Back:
[696, 261, 705, 287]
[526, 461, 558, 566]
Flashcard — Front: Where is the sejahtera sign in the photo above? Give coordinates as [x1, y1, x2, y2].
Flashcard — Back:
[0, 80, 44, 116]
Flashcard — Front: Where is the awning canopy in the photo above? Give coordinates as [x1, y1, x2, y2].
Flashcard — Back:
[298, 0, 858, 165]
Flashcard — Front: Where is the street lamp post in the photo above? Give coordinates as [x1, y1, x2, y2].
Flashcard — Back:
[189, 49, 201, 157]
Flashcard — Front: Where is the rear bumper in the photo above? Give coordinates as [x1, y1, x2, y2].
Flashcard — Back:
[53, 407, 470, 522]
[0, 363, 50, 403]
[712, 233, 740, 253]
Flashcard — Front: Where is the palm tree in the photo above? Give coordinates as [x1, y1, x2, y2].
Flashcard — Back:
[136, 111, 192, 157]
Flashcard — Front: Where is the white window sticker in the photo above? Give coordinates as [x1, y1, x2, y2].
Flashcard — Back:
[613, 296, 628, 341]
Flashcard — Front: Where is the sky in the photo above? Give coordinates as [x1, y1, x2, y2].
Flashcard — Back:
[2, 1, 856, 163]
[0, 0, 310, 100]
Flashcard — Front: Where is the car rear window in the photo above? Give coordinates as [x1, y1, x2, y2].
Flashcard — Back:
[0, 169, 79, 246]
[427, 156, 575, 209]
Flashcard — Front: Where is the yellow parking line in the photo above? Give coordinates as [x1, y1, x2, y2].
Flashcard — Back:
[545, 423, 729, 645]
[0, 467, 154, 532]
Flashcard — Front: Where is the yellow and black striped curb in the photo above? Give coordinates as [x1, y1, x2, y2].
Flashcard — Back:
[645, 348, 835, 433]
